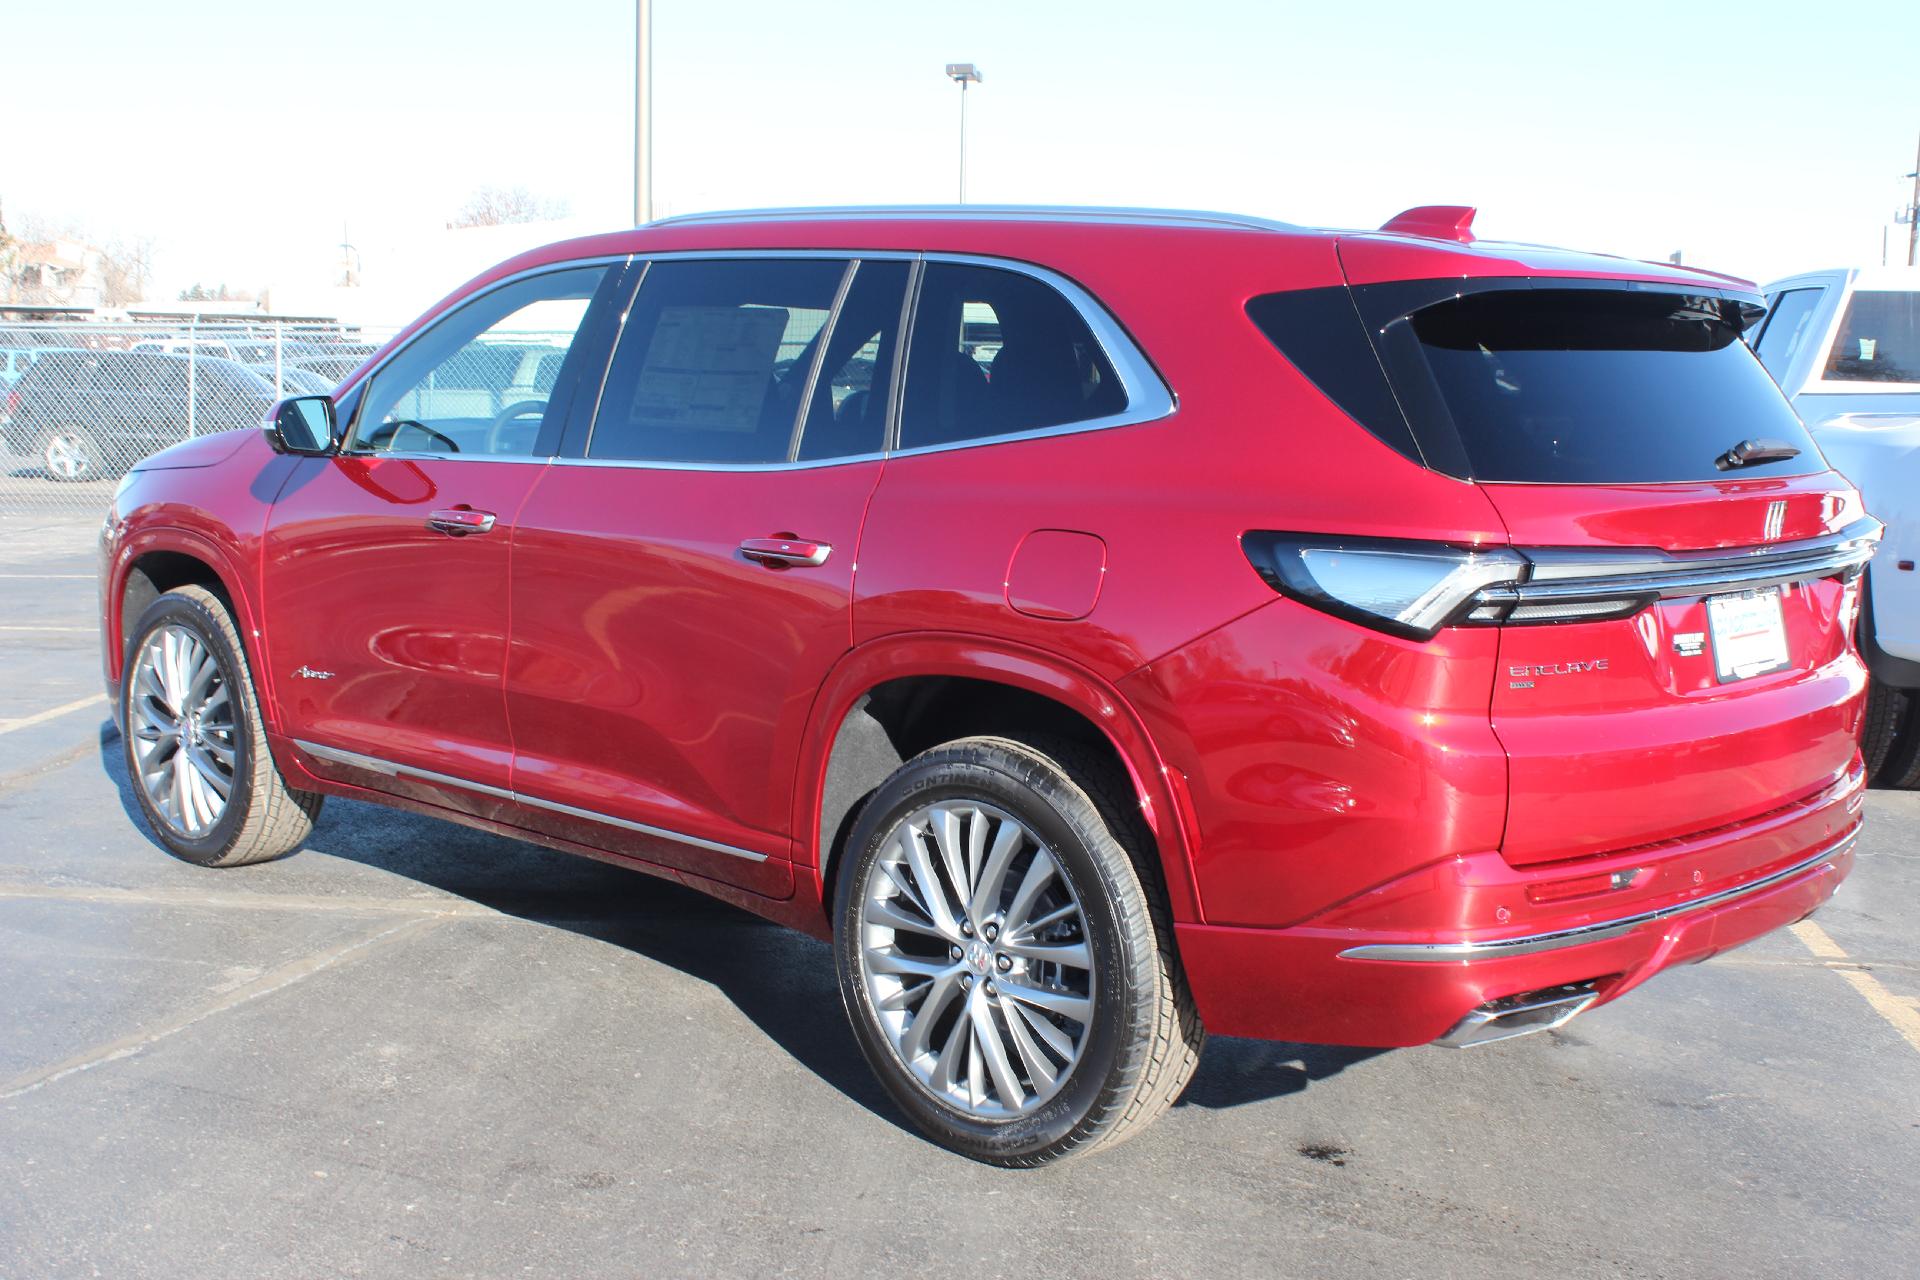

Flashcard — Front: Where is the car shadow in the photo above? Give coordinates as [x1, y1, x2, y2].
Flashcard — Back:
[94, 734, 1387, 1129]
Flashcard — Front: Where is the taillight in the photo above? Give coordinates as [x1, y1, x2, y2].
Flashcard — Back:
[2, 388, 19, 418]
[1241, 534, 1525, 640]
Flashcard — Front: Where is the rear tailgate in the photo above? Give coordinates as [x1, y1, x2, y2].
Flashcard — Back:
[1334, 240, 1877, 866]
[1482, 478, 1869, 863]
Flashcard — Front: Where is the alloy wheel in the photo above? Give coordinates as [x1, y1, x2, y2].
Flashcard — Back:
[857, 800, 1096, 1118]
[128, 623, 238, 838]
[44, 431, 94, 481]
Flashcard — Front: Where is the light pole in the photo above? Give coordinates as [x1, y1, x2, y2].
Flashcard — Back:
[945, 63, 983, 203]
[635, 0, 653, 225]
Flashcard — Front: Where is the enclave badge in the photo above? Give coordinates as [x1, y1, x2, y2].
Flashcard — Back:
[1508, 659, 1609, 678]
[1508, 658, 1608, 689]
[292, 665, 335, 680]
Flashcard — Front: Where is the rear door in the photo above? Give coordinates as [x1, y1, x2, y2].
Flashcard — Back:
[503, 254, 910, 894]
[1342, 268, 1872, 863]
[262, 262, 623, 816]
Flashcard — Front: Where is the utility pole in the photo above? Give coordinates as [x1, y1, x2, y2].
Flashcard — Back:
[634, 0, 652, 225]
[1907, 130, 1919, 267]
[945, 63, 983, 203]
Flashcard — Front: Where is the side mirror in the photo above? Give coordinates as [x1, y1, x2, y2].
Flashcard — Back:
[263, 396, 338, 456]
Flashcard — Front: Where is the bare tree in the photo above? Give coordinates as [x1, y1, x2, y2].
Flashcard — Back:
[97, 237, 152, 307]
[0, 203, 18, 304]
[449, 185, 570, 228]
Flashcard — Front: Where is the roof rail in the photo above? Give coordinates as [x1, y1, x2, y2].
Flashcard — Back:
[1379, 205, 1477, 242]
[647, 205, 1302, 233]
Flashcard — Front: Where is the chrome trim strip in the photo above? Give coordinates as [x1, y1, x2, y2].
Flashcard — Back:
[547, 451, 884, 474]
[1338, 826, 1858, 962]
[294, 739, 515, 799]
[511, 791, 769, 862]
[291, 739, 769, 863]
[1472, 517, 1881, 614]
[917, 251, 1176, 435]
[336, 452, 555, 465]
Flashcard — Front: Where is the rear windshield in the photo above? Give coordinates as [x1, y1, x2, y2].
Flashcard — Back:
[1249, 282, 1820, 484]
[1823, 290, 1920, 384]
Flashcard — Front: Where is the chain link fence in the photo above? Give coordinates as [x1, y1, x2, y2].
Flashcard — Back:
[0, 320, 395, 531]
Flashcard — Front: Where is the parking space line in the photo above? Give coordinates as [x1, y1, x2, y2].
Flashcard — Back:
[0, 739, 103, 795]
[0, 916, 440, 1101]
[1790, 920, 1920, 1056]
[0, 693, 107, 735]
[0, 881, 502, 918]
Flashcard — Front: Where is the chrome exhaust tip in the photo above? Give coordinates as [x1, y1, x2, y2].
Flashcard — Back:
[1434, 982, 1602, 1049]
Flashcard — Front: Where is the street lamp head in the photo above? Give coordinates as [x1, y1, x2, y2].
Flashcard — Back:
[945, 63, 983, 85]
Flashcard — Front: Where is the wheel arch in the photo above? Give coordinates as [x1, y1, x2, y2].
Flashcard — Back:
[795, 634, 1203, 931]
[110, 530, 266, 721]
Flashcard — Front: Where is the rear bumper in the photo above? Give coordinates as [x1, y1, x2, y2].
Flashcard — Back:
[1176, 764, 1863, 1047]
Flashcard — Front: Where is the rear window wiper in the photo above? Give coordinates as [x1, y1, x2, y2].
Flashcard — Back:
[1715, 437, 1801, 470]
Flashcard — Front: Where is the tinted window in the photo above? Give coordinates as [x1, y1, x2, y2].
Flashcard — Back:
[590, 258, 848, 463]
[899, 263, 1125, 450]
[1751, 288, 1823, 380]
[795, 259, 908, 461]
[1246, 287, 1424, 464]
[1378, 286, 1817, 484]
[1823, 290, 1920, 383]
[354, 265, 611, 457]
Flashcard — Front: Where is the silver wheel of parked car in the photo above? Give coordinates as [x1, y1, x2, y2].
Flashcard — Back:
[42, 429, 98, 482]
[858, 799, 1095, 1118]
[128, 623, 237, 837]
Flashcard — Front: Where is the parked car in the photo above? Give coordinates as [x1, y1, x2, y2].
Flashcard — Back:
[3, 350, 276, 481]
[286, 353, 371, 384]
[0, 344, 94, 386]
[247, 363, 336, 396]
[99, 206, 1878, 1165]
[1751, 268, 1920, 784]
[2, 348, 36, 385]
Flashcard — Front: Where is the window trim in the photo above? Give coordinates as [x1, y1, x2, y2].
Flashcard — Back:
[1749, 286, 1822, 385]
[337, 253, 634, 461]
[549, 248, 1175, 473]
[1801, 277, 1920, 395]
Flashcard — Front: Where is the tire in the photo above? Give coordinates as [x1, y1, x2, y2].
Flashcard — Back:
[120, 584, 322, 866]
[833, 735, 1204, 1166]
[1861, 678, 1908, 785]
[39, 426, 108, 482]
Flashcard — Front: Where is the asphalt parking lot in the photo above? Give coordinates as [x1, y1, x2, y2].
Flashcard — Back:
[1, 511, 1916, 1280]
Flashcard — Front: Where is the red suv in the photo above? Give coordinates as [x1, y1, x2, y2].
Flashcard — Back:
[99, 206, 1879, 1165]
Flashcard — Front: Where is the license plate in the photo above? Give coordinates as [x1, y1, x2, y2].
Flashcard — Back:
[1707, 587, 1791, 682]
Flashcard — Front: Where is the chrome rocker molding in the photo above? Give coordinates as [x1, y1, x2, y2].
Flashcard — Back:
[291, 739, 769, 863]
[1339, 825, 1858, 963]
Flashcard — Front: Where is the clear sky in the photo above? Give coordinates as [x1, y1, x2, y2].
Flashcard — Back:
[4, 0, 1917, 302]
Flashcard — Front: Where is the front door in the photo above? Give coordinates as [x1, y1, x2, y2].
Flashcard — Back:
[506, 255, 910, 893]
[262, 261, 624, 817]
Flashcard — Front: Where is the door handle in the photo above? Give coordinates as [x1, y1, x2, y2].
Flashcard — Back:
[739, 536, 831, 567]
[427, 507, 497, 536]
